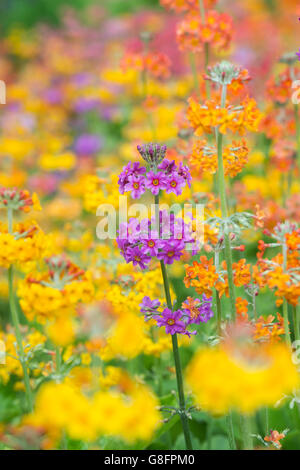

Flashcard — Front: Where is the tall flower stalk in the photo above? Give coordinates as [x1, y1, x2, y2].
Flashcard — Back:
[215, 83, 236, 320]
[155, 194, 193, 450]
[7, 207, 33, 412]
[117, 143, 214, 450]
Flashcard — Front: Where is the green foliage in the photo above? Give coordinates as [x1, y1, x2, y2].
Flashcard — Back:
[0, 0, 160, 34]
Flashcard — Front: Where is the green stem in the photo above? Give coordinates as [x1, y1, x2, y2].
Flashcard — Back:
[198, 0, 205, 22]
[240, 415, 253, 450]
[226, 413, 237, 450]
[156, 191, 192, 449]
[282, 243, 291, 347]
[214, 251, 222, 335]
[56, 346, 61, 376]
[160, 260, 193, 450]
[265, 408, 269, 436]
[294, 104, 300, 174]
[216, 85, 236, 320]
[189, 53, 200, 96]
[7, 208, 33, 412]
[8, 266, 33, 412]
[293, 306, 300, 342]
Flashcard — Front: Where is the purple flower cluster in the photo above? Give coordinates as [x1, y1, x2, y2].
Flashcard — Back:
[140, 294, 213, 336]
[117, 144, 191, 199]
[117, 211, 197, 269]
[182, 295, 214, 324]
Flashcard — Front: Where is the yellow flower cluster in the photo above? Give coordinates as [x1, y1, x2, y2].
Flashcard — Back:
[83, 174, 120, 213]
[96, 268, 173, 360]
[0, 222, 48, 269]
[25, 377, 161, 447]
[186, 343, 299, 415]
[0, 329, 46, 385]
[18, 272, 94, 323]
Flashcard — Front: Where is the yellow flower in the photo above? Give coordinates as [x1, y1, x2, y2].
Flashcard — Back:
[186, 342, 299, 415]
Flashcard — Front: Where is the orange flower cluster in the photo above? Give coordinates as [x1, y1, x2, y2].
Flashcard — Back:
[184, 256, 218, 297]
[160, 0, 217, 12]
[253, 314, 285, 343]
[270, 140, 295, 173]
[176, 10, 233, 53]
[267, 70, 293, 105]
[121, 52, 171, 80]
[189, 139, 249, 177]
[189, 140, 217, 175]
[187, 97, 263, 136]
[235, 299, 285, 344]
[264, 430, 286, 449]
[235, 297, 248, 319]
[256, 250, 300, 307]
[184, 257, 251, 298]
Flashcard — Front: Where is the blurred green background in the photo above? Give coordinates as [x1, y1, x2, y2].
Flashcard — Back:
[0, 0, 160, 33]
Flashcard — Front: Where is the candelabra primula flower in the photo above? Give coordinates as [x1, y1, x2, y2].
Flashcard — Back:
[0, 221, 48, 268]
[24, 377, 161, 446]
[187, 97, 263, 136]
[182, 295, 213, 324]
[18, 255, 95, 323]
[186, 337, 299, 415]
[184, 256, 218, 297]
[140, 294, 213, 336]
[0, 187, 41, 213]
[160, 0, 216, 13]
[117, 211, 197, 270]
[0, 329, 46, 385]
[267, 70, 294, 105]
[121, 52, 171, 80]
[176, 11, 233, 53]
[189, 139, 249, 177]
[118, 146, 191, 199]
[264, 430, 287, 450]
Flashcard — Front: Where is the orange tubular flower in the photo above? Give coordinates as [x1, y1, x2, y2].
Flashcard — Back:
[235, 297, 248, 320]
[253, 314, 285, 344]
[184, 256, 218, 297]
[189, 140, 218, 175]
[267, 70, 293, 105]
[232, 259, 251, 287]
[187, 97, 263, 137]
[160, 0, 217, 12]
[190, 139, 249, 177]
[264, 430, 286, 449]
[121, 52, 171, 80]
[176, 10, 233, 53]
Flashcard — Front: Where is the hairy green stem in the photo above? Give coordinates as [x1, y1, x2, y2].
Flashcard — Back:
[216, 85, 236, 320]
[240, 415, 253, 450]
[282, 243, 291, 346]
[155, 194, 192, 450]
[294, 104, 300, 174]
[293, 306, 300, 342]
[189, 53, 200, 96]
[7, 208, 33, 412]
[160, 260, 193, 450]
[226, 413, 237, 450]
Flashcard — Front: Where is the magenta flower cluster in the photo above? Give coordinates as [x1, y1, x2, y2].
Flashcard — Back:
[118, 144, 191, 199]
[140, 294, 213, 336]
[117, 211, 197, 269]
